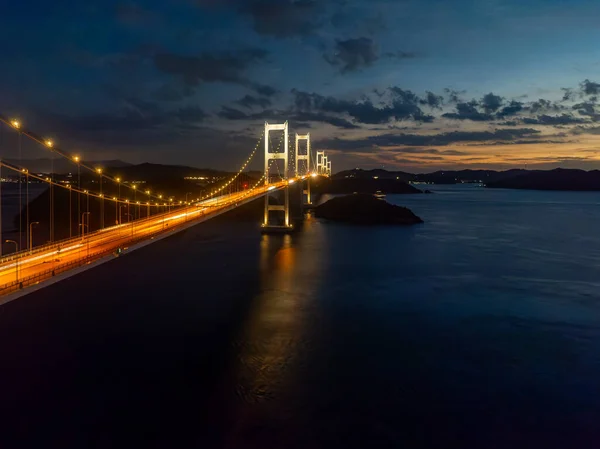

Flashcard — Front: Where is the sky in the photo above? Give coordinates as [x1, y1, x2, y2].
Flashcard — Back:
[2, 0, 600, 172]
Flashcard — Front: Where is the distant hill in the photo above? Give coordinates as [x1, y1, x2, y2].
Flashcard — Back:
[334, 168, 529, 184]
[6, 158, 131, 174]
[486, 168, 600, 191]
[334, 168, 414, 181]
[413, 169, 528, 184]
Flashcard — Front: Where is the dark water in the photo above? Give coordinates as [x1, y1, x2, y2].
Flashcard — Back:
[1, 185, 600, 448]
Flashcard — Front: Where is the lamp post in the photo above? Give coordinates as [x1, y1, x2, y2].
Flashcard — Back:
[132, 185, 137, 219]
[5, 240, 18, 285]
[46, 140, 54, 242]
[68, 185, 72, 238]
[29, 221, 39, 253]
[113, 197, 118, 225]
[74, 156, 80, 235]
[96, 168, 103, 229]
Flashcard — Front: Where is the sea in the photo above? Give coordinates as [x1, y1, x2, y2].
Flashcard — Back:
[1, 184, 600, 449]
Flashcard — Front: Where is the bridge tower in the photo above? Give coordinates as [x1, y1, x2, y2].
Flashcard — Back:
[263, 121, 292, 231]
[295, 133, 311, 205]
[316, 151, 326, 175]
[327, 159, 332, 176]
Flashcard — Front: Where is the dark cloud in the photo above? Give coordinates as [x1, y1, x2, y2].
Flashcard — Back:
[240, 0, 319, 37]
[561, 87, 576, 102]
[529, 98, 562, 114]
[442, 101, 493, 121]
[443, 88, 466, 104]
[324, 37, 379, 73]
[497, 100, 524, 117]
[250, 83, 278, 97]
[216, 105, 359, 129]
[522, 114, 587, 125]
[319, 128, 540, 150]
[420, 91, 444, 109]
[481, 93, 504, 113]
[581, 79, 600, 96]
[174, 105, 209, 123]
[153, 48, 267, 86]
[291, 88, 431, 124]
[572, 101, 600, 119]
[236, 95, 272, 109]
[217, 106, 251, 120]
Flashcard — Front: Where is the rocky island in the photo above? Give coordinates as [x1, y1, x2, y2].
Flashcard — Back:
[315, 194, 423, 225]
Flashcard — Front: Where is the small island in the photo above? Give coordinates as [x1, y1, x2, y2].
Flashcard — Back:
[315, 194, 424, 225]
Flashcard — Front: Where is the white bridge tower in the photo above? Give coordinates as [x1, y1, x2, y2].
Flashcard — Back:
[263, 121, 292, 231]
[295, 133, 311, 204]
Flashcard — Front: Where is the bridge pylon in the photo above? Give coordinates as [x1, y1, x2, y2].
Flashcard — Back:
[295, 133, 311, 205]
[263, 121, 293, 232]
[316, 151, 325, 175]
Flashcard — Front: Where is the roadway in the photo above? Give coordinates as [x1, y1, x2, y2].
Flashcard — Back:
[0, 180, 290, 292]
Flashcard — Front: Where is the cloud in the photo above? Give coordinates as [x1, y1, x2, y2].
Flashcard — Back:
[319, 128, 541, 151]
[240, 0, 320, 37]
[324, 37, 379, 73]
[561, 87, 576, 101]
[250, 83, 278, 97]
[216, 104, 359, 129]
[153, 48, 267, 86]
[522, 114, 587, 125]
[236, 94, 272, 109]
[420, 91, 444, 109]
[581, 79, 600, 96]
[442, 101, 493, 121]
[291, 87, 431, 124]
[481, 93, 504, 113]
[529, 98, 562, 114]
[497, 100, 524, 117]
[443, 88, 466, 104]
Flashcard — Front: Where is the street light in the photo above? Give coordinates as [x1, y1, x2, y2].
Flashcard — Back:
[5, 240, 19, 285]
[74, 155, 81, 236]
[96, 168, 103, 229]
[132, 185, 137, 219]
[29, 222, 39, 253]
[116, 177, 121, 201]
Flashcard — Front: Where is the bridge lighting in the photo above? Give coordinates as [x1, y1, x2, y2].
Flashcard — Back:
[116, 177, 121, 183]
[132, 185, 137, 190]
[45, 140, 53, 148]
[96, 168, 102, 174]
[311, 173, 317, 178]
[288, 179, 295, 184]
[11, 119, 20, 129]
[73, 155, 80, 163]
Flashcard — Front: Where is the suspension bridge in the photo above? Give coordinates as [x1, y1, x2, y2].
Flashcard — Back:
[0, 117, 333, 298]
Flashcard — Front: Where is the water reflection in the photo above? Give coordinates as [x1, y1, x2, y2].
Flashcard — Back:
[234, 225, 325, 411]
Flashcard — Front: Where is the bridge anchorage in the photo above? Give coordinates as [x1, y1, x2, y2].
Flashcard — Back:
[262, 121, 293, 234]
[295, 133, 312, 206]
